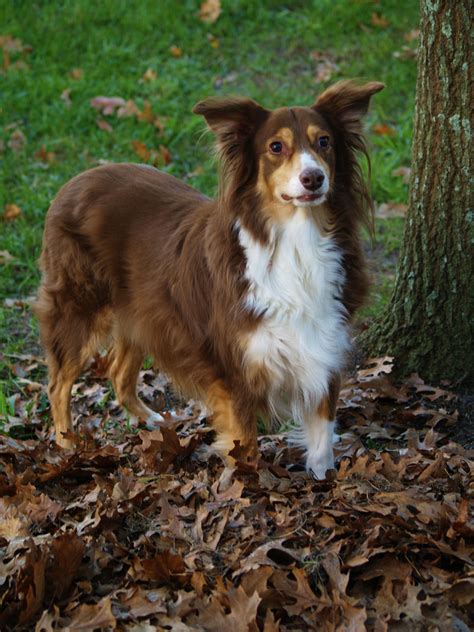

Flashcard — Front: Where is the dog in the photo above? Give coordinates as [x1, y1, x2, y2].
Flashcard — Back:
[35, 80, 383, 478]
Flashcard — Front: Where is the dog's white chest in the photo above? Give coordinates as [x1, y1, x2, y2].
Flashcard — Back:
[238, 211, 349, 417]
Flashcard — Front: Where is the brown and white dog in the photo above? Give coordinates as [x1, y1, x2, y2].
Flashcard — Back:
[36, 80, 383, 478]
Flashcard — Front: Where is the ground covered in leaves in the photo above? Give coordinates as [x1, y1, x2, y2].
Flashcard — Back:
[0, 356, 472, 631]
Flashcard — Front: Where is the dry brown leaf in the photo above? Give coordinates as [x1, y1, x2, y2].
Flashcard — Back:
[69, 67, 83, 79]
[142, 67, 157, 82]
[199, 0, 221, 24]
[60, 88, 72, 106]
[47, 534, 84, 599]
[90, 95, 126, 115]
[404, 29, 420, 42]
[192, 586, 260, 632]
[371, 12, 389, 28]
[272, 568, 317, 615]
[66, 597, 116, 630]
[315, 60, 339, 83]
[17, 545, 47, 625]
[358, 356, 394, 379]
[170, 45, 183, 57]
[392, 166, 411, 184]
[4, 203, 22, 220]
[373, 122, 396, 136]
[8, 129, 26, 152]
[376, 202, 408, 218]
[159, 144, 172, 165]
[34, 145, 55, 164]
[132, 140, 150, 162]
[133, 551, 188, 586]
[96, 118, 113, 133]
[137, 100, 155, 124]
[117, 99, 141, 118]
[0, 514, 29, 539]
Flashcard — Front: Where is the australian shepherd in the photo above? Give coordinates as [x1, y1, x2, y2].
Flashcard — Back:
[36, 80, 384, 479]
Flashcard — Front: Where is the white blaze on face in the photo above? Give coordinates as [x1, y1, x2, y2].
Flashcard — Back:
[277, 151, 329, 206]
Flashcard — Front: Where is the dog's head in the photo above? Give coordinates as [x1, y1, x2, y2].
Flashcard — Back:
[193, 80, 384, 228]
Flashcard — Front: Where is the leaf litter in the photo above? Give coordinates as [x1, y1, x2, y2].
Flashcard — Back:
[0, 354, 472, 631]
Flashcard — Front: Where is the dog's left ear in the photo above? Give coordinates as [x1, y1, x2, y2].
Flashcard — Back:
[193, 97, 268, 139]
[313, 80, 384, 129]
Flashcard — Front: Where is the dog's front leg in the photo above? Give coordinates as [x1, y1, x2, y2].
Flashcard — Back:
[291, 375, 341, 479]
[206, 379, 258, 463]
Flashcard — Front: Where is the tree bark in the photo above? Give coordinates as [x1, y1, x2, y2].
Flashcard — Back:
[363, 0, 473, 383]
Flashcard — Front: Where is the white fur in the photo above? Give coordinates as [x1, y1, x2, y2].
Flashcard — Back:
[276, 151, 329, 206]
[290, 417, 336, 479]
[238, 209, 349, 477]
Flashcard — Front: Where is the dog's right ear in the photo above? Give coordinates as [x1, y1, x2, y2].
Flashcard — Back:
[193, 97, 268, 140]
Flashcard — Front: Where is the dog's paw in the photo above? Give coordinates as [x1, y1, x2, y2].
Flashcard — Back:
[306, 450, 335, 480]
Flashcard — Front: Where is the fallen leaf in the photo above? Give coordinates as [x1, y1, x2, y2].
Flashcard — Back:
[137, 101, 156, 124]
[66, 597, 116, 630]
[133, 551, 188, 586]
[8, 129, 26, 152]
[60, 88, 72, 106]
[90, 95, 126, 115]
[393, 46, 418, 60]
[132, 140, 150, 162]
[96, 118, 113, 133]
[376, 202, 408, 218]
[47, 534, 84, 599]
[34, 146, 55, 164]
[117, 99, 141, 118]
[170, 45, 183, 57]
[315, 60, 339, 83]
[199, 0, 221, 24]
[392, 166, 411, 184]
[373, 122, 396, 136]
[371, 12, 389, 28]
[159, 144, 172, 165]
[404, 29, 420, 42]
[69, 68, 83, 80]
[142, 67, 157, 82]
[358, 356, 394, 378]
[3, 203, 22, 220]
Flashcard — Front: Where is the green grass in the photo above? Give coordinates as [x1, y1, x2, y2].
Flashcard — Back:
[0, 0, 419, 395]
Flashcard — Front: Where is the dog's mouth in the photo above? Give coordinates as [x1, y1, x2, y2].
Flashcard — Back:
[281, 192, 324, 203]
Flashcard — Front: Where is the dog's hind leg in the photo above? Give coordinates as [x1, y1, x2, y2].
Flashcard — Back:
[37, 288, 111, 448]
[109, 337, 163, 424]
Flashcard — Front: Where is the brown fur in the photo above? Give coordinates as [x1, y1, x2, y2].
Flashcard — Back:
[36, 80, 383, 463]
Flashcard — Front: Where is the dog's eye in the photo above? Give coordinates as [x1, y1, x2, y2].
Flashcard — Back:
[269, 141, 283, 154]
[318, 136, 330, 149]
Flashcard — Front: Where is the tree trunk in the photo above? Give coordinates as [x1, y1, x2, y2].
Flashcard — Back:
[363, 0, 473, 383]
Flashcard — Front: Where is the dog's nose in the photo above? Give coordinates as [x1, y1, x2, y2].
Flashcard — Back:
[299, 168, 325, 191]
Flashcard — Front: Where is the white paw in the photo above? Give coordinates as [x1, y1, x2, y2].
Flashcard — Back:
[146, 410, 164, 423]
[289, 417, 336, 480]
[306, 449, 335, 480]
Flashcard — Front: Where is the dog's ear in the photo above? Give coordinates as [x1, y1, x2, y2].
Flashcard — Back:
[313, 80, 384, 129]
[193, 97, 268, 139]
